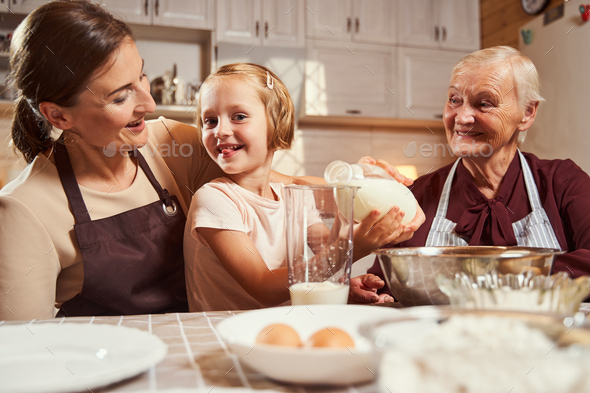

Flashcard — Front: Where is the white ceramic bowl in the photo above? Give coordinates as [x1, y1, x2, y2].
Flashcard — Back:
[216, 305, 399, 385]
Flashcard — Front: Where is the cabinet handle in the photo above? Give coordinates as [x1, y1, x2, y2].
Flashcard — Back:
[345, 109, 361, 115]
[355, 18, 359, 34]
[347, 17, 351, 33]
[434, 26, 439, 41]
[434, 114, 443, 119]
[144, 0, 149, 16]
[256, 21, 259, 37]
[12, 0, 15, 4]
[155, 0, 159, 16]
[442, 26, 447, 41]
[265, 21, 268, 38]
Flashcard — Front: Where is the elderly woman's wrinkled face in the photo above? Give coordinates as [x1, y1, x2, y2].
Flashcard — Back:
[443, 64, 527, 159]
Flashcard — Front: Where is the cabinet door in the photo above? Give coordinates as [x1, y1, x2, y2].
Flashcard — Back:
[305, 40, 396, 118]
[437, 0, 479, 51]
[305, 0, 351, 41]
[397, 47, 466, 119]
[97, 1, 152, 25]
[217, 0, 261, 45]
[262, 0, 304, 47]
[16, 0, 52, 13]
[153, 0, 214, 29]
[397, 0, 437, 49]
[352, 0, 395, 44]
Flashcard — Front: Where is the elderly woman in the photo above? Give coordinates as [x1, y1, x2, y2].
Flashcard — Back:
[370, 46, 590, 283]
[0, 1, 413, 321]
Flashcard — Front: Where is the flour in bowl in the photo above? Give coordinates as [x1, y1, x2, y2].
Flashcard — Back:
[379, 315, 590, 393]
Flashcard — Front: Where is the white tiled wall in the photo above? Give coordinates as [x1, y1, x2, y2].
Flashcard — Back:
[272, 125, 454, 178]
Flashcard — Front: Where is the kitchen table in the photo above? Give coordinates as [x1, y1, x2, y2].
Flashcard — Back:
[2, 304, 589, 393]
[0, 310, 382, 393]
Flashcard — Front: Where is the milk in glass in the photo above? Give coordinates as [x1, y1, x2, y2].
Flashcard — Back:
[290, 282, 350, 305]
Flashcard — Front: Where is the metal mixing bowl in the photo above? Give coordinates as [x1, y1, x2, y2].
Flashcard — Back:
[374, 246, 563, 307]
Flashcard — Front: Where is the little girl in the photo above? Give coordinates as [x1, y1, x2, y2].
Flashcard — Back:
[184, 63, 407, 311]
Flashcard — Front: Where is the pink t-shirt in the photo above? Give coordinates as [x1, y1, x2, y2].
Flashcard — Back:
[184, 177, 291, 311]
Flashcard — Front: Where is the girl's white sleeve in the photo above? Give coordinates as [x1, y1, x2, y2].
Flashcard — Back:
[185, 185, 246, 247]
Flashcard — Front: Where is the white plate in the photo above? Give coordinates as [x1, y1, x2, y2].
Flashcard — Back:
[216, 305, 400, 385]
[0, 323, 167, 393]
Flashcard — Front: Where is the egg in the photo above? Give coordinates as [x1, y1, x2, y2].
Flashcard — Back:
[255, 323, 302, 347]
[307, 327, 355, 348]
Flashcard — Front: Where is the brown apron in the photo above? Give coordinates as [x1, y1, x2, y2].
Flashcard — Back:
[54, 141, 188, 317]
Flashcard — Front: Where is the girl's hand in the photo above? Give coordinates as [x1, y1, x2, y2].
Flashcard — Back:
[348, 274, 394, 304]
[357, 156, 414, 187]
[352, 207, 405, 261]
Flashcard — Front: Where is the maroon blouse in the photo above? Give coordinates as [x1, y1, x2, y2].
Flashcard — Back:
[368, 152, 590, 290]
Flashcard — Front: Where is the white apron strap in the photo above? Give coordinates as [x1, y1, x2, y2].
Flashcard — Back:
[425, 158, 463, 247]
[513, 150, 562, 250]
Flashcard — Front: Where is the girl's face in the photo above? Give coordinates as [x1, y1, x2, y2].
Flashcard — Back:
[200, 76, 273, 177]
[63, 39, 156, 152]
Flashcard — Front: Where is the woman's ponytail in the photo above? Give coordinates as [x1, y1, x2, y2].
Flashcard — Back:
[8, 1, 133, 163]
[11, 94, 53, 164]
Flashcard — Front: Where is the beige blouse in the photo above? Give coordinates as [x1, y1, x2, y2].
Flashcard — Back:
[0, 118, 224, 321]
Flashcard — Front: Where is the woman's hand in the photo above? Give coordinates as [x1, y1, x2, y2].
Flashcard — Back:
[348, 274, 394, 304]
[388, 202, 426, 244]
[352, 207, 406, 261]
[358, 156, 413, 187]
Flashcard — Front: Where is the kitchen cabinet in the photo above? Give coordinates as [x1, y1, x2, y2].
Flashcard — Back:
[216, 0, 304, 47]
[398, 0, 479, 52]
[306, 0, 396, 44]
[305, 40, 396, 118]
[99, 0, 214, 29]
[397, 47, 468, 120]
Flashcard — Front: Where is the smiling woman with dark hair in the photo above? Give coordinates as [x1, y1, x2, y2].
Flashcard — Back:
[0, 0, 225, 320]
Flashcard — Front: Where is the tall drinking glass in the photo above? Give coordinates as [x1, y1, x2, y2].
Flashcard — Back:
[284, 185, 358, 305]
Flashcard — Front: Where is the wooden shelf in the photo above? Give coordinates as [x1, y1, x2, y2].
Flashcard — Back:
[298, 115, 445, 133]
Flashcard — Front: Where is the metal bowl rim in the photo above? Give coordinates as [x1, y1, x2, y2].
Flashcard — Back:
[373, 246, 564, 258]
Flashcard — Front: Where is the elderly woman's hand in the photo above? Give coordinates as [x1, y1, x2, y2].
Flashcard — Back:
[358, 156, 414, 187]
[390, 202, 425, 244]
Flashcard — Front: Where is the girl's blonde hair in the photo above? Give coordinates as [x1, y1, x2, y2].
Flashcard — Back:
[196, 63, 295, 151]
[451, 46, 544, 110]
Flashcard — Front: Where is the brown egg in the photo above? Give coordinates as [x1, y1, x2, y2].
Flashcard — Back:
[307, 327, 355, 348]
[255, 323, 302, 347]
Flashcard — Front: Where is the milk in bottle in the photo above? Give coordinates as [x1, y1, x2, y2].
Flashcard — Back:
[324, 161, 418, 224]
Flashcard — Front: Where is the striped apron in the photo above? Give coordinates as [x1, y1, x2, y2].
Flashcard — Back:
[425, 150, 561, 249]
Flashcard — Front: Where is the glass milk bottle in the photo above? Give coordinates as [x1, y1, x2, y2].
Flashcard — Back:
[324, 161, 418, 224]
